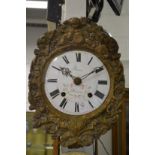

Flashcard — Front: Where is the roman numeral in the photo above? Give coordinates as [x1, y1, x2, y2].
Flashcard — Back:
[88, 101, 94, 108]
[76, 53, 81, 62]
[47, 79, 57, 82]
[88, 57, 93, 65]
[62, 56, 69, 64]
[95, 66, 104, 73]
[98, 80, 107, 85]
[52, 66, 61, 71]
[60, 98, 67, 109]
[50, 89, 60, 99]
[94, 90, 104, 99]
[75, 102, 79, 112]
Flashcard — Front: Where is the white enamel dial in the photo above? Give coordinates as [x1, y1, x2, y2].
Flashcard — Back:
[44, 50, 110, 115]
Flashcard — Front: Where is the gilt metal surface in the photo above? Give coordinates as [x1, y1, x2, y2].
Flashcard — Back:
[28, 17, 125, 148]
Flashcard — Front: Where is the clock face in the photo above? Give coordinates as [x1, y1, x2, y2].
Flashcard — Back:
[44, 50, 110, 115]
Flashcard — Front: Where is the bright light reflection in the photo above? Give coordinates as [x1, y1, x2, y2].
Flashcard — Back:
[53, 57, 58, 62]
[108, 33, 112, 37]
[26, 1, 47, 9]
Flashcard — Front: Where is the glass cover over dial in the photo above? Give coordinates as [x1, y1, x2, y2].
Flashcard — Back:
[44, 50, 110, 115]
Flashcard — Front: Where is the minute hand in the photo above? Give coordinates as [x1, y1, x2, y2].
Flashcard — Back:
[81, 66, 104, 80]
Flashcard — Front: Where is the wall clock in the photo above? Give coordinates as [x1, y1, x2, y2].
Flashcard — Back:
[29, 17, 125, 148]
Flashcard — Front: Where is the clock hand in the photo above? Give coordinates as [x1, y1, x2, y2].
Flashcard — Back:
[95, 66, 104, 73]
[52, 65, 61, 71]
[52, 66, 75, 79]
[81, 70, 94, 80]
[81, 66, 104, 80]
[60, 67, 75, 79]
[65, 68, 76, 79]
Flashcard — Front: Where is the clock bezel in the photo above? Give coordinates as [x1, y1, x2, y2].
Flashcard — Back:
[41, 45, 114, 120]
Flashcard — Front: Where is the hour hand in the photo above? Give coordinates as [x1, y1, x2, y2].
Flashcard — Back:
[60, 67, 72, 77]
[52, 66, 62, 71]
[52, 66, 75, 79]
[60, 67, 76, 79]
[52, 66, 69, 76]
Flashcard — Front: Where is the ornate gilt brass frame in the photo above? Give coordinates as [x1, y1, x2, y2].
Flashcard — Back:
[28, 17, 125, 148]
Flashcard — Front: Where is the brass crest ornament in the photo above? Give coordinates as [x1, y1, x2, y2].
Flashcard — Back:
[28, 17, 125, 148]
